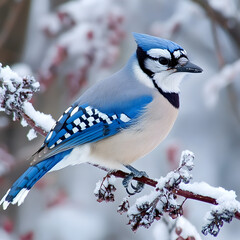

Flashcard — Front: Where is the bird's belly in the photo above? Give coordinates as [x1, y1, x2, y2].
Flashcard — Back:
[90, 93, 178, 169]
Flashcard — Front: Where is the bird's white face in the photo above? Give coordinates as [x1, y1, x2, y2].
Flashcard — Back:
[134, 47, 202, 94]
[146, 48, 189, 93]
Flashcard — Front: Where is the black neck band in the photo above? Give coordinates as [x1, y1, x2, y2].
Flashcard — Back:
[152, 80, 179, 108]
[136, 47, 180, 109]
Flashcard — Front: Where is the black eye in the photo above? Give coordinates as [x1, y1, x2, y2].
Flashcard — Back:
[159, 57, 169, 65]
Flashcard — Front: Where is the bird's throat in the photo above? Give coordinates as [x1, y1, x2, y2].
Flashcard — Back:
[152, 79, 179, 109]
[136, 47, 180, 108]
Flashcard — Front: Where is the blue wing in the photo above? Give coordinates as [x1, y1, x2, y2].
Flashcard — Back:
[31, 95, 153, 162]
[1, 95, 153, 208]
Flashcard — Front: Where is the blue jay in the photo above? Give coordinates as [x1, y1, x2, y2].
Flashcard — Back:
[1, 33, 202, 209]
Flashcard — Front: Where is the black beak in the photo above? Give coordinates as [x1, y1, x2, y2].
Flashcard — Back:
[175, 61, 203, 73]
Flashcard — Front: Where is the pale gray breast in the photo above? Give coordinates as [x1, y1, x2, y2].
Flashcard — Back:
[90, 91, 179, 168]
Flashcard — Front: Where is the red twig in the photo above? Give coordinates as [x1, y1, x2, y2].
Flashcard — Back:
[95, 168, 240, 221]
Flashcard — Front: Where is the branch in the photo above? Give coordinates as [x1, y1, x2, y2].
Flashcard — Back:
[191, 0, 240, 48]
[96, 165, 240, 220]
[207, 15, 240, 123]
[19, 109, 48, 137]
[94, 152, 240, 236]
[0, 64, 55, 138]
[20, 102, 55, 136]
[38, 0, 125, 99]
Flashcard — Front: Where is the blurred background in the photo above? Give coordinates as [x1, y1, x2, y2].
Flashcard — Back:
[0, 0, 240, 239]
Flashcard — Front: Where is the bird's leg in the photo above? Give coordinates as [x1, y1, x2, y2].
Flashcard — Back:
[122, 165, 148, 195]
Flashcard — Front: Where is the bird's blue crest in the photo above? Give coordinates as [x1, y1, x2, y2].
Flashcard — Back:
[133, 32, 184, 53]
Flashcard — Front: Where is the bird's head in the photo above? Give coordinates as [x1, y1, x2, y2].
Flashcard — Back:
[133, 33, 202, 93]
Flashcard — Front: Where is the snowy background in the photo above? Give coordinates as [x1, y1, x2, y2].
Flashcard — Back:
[0, 0, 240, 239]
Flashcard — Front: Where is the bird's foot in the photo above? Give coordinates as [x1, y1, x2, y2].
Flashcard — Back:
[122, 165, 148, 195]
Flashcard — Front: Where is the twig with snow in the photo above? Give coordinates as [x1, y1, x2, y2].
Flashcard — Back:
[95, 151, 240, 236]
[39, 0, 125, 98]
[0, 64, 55, 139]
[124, 151, 193, 231]
[94, 174, 116, 203]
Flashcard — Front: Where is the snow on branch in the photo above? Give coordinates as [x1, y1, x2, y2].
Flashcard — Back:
[182, 182, 240, 236]
[0, 64, 39, 120]
[95, 151, 240, 236]
[39, 0, 125, 98]
[204, 58, 240, 107]
[122, 151, 194, 231]
[0, 64, 55, 139]
[94, 175, 116, 203]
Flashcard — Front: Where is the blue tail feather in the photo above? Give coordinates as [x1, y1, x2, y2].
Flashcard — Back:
[3, 149, 72, 205]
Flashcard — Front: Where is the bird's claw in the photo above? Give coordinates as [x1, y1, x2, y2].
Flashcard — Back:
[122, 169, 148, 195]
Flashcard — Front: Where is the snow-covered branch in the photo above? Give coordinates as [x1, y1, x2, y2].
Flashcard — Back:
[200, 0, 240, 123]
[0, 64, 55, 139]
[38, 0, 125, 98]
[95, 151, 240, 236]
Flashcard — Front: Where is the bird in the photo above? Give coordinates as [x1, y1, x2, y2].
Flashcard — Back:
[0, 33, 202, 210]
